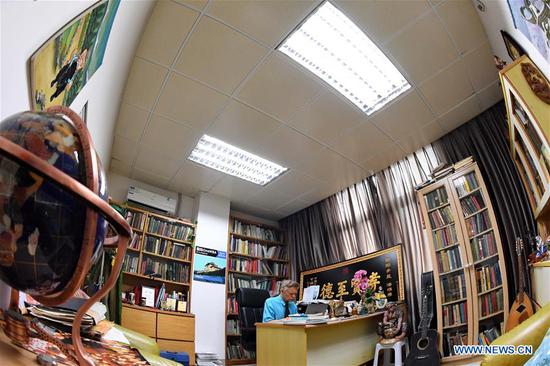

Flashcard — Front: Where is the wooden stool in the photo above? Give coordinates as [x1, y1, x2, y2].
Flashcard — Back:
[373, 339, 409, 366]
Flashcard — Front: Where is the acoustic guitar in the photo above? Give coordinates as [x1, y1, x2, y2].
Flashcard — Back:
[405, 272, 440, 366]
[505, 237, 534, 332]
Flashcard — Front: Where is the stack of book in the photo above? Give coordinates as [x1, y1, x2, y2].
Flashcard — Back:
[443, 302, 467, 326]
[125, 211, 146, 230]
[454, 157, 474, 171]
[479, 288, 504, 317]
[431, 163, 454, 180]
[476, 263, 502, 293]
[437, 246, 462, 273]
[441, 274, 467, 302]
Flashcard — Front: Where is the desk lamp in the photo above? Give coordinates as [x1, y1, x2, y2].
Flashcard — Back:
[0, 106, 131, 365]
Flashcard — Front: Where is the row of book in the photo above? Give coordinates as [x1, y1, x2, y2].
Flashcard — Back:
[148, 217, 194, 241]
[123, 253, 139, 273]
[232, 220, 281, 242]
[226, 341, 255, 360]
[229, 258, 288, 277]
[443, 301, 467, 327]
[129, 232, 141, 250]
[429, 205, 454, 228]
[479, 288, 504, 317]
[226, 319, 240, 335]
[125, 210, 146, 230]
[230, 238, 287, 260]
[227, 297, 238, 314]
[460, 191, 485, 216]
[442, 273, 467, 303]
[424, 187, 449, 211]
[144, 236, 192, 261]
[141, 257, 190, 284]
[470, 232, 497, 262]
[476, 262, 502, 293]
[445, 331, 468, 356]
[437, 246, 462, 273]
[466, 211, 490, 237]
[433, 225, 458, 250]
[478, 325, 502, 345]
[455, 173, 479, 197]
[227, 275, 283, 295]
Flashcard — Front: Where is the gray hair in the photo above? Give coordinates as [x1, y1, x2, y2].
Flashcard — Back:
[280, 280, 299, 292]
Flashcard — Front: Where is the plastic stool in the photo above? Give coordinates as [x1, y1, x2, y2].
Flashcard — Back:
[373, 339, 409, 366]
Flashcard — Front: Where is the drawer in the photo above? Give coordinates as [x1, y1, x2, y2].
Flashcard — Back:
[156, 339, 195, 365]
[121, 306, 156, 338]
[157, 313, 194, 341]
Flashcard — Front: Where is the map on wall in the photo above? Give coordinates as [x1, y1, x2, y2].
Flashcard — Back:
[507, 0, 550, 62]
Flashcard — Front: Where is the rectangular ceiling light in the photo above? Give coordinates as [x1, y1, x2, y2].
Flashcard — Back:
[188, 135, 288, 186]
[278, 1, 410, 115]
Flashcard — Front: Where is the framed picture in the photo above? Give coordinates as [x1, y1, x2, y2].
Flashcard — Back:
[501, 30, 527, 60]
[507, 0, 550, 62]
[30, 0, 120, 111]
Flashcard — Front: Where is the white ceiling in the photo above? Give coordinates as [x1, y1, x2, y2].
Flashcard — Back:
[110, 0, 503, 220]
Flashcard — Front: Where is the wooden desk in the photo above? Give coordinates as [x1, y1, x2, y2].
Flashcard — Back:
[0, 330, 36, 365]
[256, 312, 384, 366]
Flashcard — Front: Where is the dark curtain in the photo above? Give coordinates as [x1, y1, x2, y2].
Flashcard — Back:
[433, 101, 537, 303]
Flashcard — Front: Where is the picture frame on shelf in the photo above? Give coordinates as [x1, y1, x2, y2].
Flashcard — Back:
[501, 30, 527, 60]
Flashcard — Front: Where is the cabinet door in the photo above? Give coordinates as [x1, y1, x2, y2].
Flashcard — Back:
[157, 313, 194, 341]
[448, 167, 509, 346]
[121, 306, 156, 338]
[419, 180, 473, 357]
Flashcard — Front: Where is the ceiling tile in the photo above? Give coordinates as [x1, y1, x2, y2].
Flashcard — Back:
[206, 100, 281, 152]
[436, 0, 487, 54]
[274, 198, 309, 217]
[245, 188, 293, 210]
[136, 1, 198, 67]
[134, 147, 182, 179]
[463, 41, 500, 92]
[156, 72, 229, 130]
[257, 125, 325, 169]
[477, 80, 504, 111]
[206, 0, 316, 46]
[236, 53, 323, 122]
[334, 0, 431, 45]
[115, 103, 149, 142]
[141, 114, 202, 158]
[437, 95, 481, 133]
[209, 176, 263, 202]
[123, 58, 168, 110]
[174, 0, 208, 11]
[168, 160, 224, 194]
[360, 143, 407, 174]
[396, 120, 445, 154]
[109, 158, 132, 176]
[371, 91, 435, 141]
[385, 12, 458, 84]
[230, 202, 281, 221]
[263, 171, 322, 198]
[332, 122, 394, 163]
[112, 135, 138, 164]
[289, 91, 365, 146]
[296, 182, 337, 205]
[175, 17, 268, 94]
[418, 60, 475, 116]
[131, 168, 171, 190]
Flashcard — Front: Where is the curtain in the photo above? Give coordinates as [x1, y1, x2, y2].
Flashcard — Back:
[282, 147, 440, 328]
[432, 102, 537, 303]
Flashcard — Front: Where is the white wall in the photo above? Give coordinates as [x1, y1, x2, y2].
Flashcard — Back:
[107, 171, 195, 219]
[0, 0, 154, 167]
[474, 0, 549, 79]
[191, 192, 231, 358]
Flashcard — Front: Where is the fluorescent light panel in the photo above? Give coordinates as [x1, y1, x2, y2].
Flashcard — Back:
[188, 135, 288, 186]
[278, 1, 410, 115]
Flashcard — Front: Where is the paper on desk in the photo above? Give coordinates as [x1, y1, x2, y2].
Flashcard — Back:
[102, 327, 129, 345]
[302, 285, 319, 302]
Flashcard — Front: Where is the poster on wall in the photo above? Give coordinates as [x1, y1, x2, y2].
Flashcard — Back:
[507, 0, 550, 62]
[193, 246, 226, 284]
[30, 0, 121, 112]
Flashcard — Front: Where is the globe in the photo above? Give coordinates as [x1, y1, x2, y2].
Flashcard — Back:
[0, 110, 107, 297]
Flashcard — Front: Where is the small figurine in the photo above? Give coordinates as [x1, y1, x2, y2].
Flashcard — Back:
[376, 303, 407, 344]
[374, 286, 387, 309]
[334, 297, 348, 317]
[528, 235, 549, 263]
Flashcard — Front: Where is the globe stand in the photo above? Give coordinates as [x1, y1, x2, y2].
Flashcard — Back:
[0, 106, 132, 365]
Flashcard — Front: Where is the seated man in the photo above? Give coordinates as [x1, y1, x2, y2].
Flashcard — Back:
[263, 280, 299, 322]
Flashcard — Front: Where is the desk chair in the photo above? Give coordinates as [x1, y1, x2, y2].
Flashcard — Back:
[236, 288, 270, 351]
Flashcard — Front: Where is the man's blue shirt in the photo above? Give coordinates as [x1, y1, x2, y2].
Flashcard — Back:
[262, 294, 298, 322]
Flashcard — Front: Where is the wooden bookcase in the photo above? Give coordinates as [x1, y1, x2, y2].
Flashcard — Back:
[225, 216, 289, 365]
[499, 55, 550, 237]
[417, 161, 509, 363]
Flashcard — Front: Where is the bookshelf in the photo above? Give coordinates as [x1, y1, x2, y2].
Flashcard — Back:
[500, 55, 550, 237]
[417, 160, 509, 362]
[225, 217, 289, 365]
[119, 203, 196, 310]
